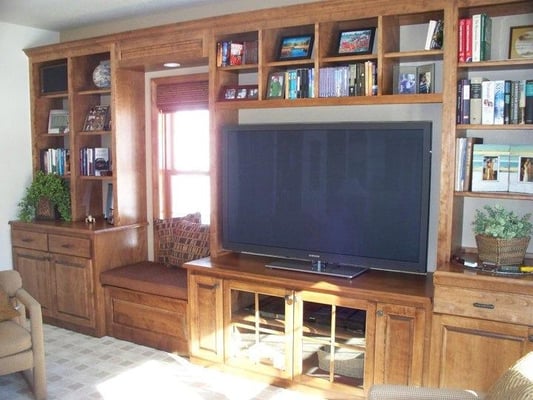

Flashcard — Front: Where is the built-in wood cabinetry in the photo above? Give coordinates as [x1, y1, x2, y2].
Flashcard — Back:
[430, 265, 533, 392]
[24, 41, 146, 226]
[17, 0, 533, 394]
[10, 220, 147, 336]
[186, 254, 432, 398]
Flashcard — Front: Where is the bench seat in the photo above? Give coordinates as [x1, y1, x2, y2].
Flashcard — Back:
[101, 261, 189, 355]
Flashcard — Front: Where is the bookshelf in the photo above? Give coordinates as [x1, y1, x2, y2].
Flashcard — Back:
[25, 44, 146, 225]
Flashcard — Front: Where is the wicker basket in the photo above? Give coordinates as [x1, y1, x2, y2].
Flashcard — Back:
[317, 346, 364, 378]
[475, 235, 530, 266]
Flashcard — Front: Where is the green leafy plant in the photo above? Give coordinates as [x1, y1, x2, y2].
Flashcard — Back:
[18, 171, 71, 222]
[472, 204, 532, 239]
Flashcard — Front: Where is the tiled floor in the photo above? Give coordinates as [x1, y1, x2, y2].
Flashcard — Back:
[0, 324, 325, 400]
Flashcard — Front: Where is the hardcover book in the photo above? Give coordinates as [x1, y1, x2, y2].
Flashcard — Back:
[94, 147, 110, 176]
[493, 80, 505, 125]
[525, 80, 533, 124]
[481, 80, 495, 124]
[469, 77, 486, 125]
[508, 145, 533, 194]
[471, 144, 510, 192]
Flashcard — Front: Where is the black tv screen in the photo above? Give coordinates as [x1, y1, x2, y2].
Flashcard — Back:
[221, 121, 432, 274]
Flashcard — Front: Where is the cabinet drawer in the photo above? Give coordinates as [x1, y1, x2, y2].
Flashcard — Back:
[49, 234, 91, 258]
[11, 229, 48, 251]
[434, 286, 533, 325]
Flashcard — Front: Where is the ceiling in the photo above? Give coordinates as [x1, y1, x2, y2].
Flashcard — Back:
[0, 0, 227, 31]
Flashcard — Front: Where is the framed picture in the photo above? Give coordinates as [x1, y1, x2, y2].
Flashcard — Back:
[247, 87, 259, 99]
[393, 66, 417, 94]
[48, 109, 69, 134]
[509, 25, 533, 59]
[223, 87, 237, 100]
[337, 28, 376, 55]
[266, 72, 285, 99]
[278, 34, 314, 60]
[416, 63, 435, 94]
[236, 87, 248, 99]
[221, 85, 259, 101]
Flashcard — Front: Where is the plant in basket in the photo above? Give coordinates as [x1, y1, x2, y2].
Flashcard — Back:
[472, 204, 532, 266]
[18, 171, 71, 222]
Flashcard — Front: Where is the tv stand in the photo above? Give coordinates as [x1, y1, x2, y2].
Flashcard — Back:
[185, 253, 432, 397]
[266, 258, 368, 279]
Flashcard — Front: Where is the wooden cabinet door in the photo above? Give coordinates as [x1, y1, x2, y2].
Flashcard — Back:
[188, 273, 224, 362]
[52, 253, 94, 327]
[12, 247, 53, 313]
[429, 313, 533, 392]
[373, 303, 427, 386]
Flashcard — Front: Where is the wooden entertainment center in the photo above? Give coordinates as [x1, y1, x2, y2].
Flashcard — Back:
[14, 0, 533, 398]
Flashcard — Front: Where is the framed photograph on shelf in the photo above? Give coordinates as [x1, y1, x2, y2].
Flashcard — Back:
[223, 87, 237, 100]
[266, 72, 285, 99]
[48, 109, 69, 134]
[247, 87, 259, 99]
[509, 25, 533, 59]
[221, 85, 259, 101]
[278, 34, 314, 60]
[416, 63, 435, 94]
[336, 28, 376, 55]
[393, 65, 417, 94]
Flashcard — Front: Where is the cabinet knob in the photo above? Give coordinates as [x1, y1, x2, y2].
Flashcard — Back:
[377, 310, 384, 317]
[285, 295, 293, 306]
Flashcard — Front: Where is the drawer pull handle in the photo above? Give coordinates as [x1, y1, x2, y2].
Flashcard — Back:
[61, 244, 72, 248]
[21, 238, 34, 243]
[473, 302, 495, 310]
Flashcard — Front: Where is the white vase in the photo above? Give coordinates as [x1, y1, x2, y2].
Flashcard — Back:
[92, 60, 111, 88]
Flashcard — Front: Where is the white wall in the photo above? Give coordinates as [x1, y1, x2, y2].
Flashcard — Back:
[61, 0, 319, 41]
[0, 23, 59, 270]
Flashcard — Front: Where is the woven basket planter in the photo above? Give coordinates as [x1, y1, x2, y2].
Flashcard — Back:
[475, 235, 530, 266]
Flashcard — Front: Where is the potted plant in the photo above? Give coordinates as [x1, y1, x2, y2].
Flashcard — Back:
[18, 171, 71, 222]
[472, 204, 532, 265]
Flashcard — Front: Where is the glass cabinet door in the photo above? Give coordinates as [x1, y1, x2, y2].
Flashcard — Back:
[225, 281, 294, 379]
[294, 292, 372, 393]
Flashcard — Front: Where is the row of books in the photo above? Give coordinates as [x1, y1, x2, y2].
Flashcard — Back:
[80, 147, 111, 176]
[424, 19, 444, 50]
[458, 14, 491, 62]
[457, 79, 533, 125]
[216, 40, 258, 67]
[455, 140, 533, 194]
[283, 68, 314, 99]
[319, 61, 377, 98]
[41, 148, 70, 176]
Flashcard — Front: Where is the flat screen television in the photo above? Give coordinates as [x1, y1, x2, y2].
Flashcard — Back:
[221, 121, 432, 275]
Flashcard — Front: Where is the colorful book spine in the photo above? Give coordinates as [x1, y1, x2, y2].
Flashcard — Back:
[472, 14, 482, 62]
[525, 80, 533, 124]
[457, 79, 470, 124]
[493, 80, 505, 125]
[481, 80, 495, 124]
[503, 80, 512, 125]
[458, 18, 466, 62]
[465, 17, 472, 62]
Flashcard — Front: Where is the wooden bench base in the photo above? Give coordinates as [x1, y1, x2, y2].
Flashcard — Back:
[101, 262, 189, 355]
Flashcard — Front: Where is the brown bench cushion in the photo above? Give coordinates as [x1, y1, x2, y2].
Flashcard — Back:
[100, 261, 187, 300]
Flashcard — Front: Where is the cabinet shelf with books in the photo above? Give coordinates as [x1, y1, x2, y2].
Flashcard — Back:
[449, 1, 533, 263]
[26, 40, 145, 226]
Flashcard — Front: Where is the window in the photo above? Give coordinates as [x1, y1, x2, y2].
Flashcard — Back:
[153, 74, 210, 223]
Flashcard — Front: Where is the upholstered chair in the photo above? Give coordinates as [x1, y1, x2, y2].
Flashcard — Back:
[0, 270, 46, 400]
[368, 351, 533, 400]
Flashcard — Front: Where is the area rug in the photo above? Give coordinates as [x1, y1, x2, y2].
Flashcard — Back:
[0, 324, 325, 400]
